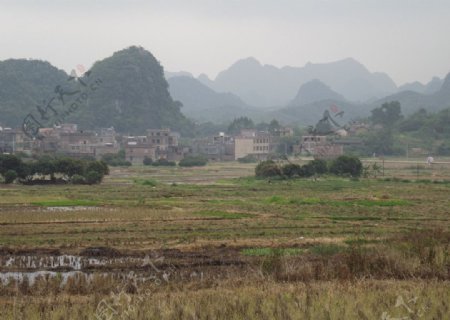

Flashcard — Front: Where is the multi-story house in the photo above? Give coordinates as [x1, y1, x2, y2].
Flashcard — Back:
[234, 130, 274, 160]
[192, 132, 235, 161]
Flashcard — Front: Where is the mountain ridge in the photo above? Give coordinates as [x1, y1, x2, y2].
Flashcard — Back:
[289, 79, 346, 106]
[201, 57, 397, 107]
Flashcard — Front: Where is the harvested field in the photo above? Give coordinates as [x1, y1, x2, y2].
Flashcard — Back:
[0, 161, 449, 319]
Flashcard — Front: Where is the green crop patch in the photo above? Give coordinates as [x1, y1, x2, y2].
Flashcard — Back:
[134, 179, 158, 186]
[350, 199, 411, 207]
[309, 244, 345, 256]
[265, 195, 288, 204]
[241, 247, 304, 256]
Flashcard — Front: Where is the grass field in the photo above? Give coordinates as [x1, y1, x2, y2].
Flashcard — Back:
[0, 159, 449, 319]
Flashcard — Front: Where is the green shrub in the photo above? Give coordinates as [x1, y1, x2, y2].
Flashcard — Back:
[84, 171, 103, 185]
[309, 159, 328, 174]
[135, 179, 158, 187]
[179, 155, 208, 167]
[255, 160, 282, 178]
[0, 154, 27, 178]
[143, 156, 153, 166]
[152, 158, 176, 167]
[297, 159, 328, 178]
[238, 155, 258, 163]
[3, 170, 17, 184]
[281, 163, 301, 177]
[53, 158, 84, 177]
[330, 155, 363, 177]
[298, 163, 315, 177]
[71, 174, 86, 185]
[85, 160, 109, 176]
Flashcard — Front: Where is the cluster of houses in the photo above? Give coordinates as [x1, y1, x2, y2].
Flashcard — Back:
[0, 122, 364, 163]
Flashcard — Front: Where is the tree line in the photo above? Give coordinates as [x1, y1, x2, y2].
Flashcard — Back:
[255, 156, 363, 179]
[0, 154, 109, 185]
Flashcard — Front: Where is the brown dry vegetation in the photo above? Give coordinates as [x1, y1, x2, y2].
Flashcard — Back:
[0, 160, 449, 319]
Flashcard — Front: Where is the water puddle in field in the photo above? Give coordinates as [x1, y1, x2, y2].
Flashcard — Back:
[0, 271, 89, 285]
[0, 270, 161, 285]
[0, 255, 146, 271]
[0, 254, 169, 285]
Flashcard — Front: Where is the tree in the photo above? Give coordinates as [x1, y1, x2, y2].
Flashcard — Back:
[54, 158, 84, 177]
[84, 171, 103, 185]
[363, 130, 395, 155]
[34, 158, 56, 177]
[268, 119, 281, 133]
[3, 170, 18, 184]
[227, 117, 255, 135]
[152, 158, 176, 166]
[143, 156, 153, 166]
[0, 154, 23, 176]
[370, 101, 403, 128]
[281, 163, 301, 178]
[309, 159, 328, 175]
[71, 174, 86, 185]
[86, 160, 109, 176]
[255, 160, 282, 178]
[179, 156, 208, 167]
[398, 108, 428, 132]
[329, 156, 363, 178]
[237, 155, 258, 163]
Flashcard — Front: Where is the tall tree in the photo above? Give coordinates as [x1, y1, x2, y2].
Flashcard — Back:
[370, 101, 403, 128]
[227, 117, 255, 135]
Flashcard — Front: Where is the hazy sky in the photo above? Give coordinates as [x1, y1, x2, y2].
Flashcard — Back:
[1, 0, 449, 85]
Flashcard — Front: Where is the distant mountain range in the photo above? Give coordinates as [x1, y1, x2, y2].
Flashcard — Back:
[1, 46, 449, 132]
[397, 77, 443, 95]
[168, 58, 449, 126]
[289, 79, 346, 106]
[372, 73, 450, 115]
[167, 76, 259, 122]
[197, 57, 397, 107]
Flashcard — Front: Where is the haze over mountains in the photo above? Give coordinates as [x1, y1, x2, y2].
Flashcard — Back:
[289, 79, 346, 106]
[397, 77, 444, 95]
[373, 73, 450, 115]
[167, 76, 253, 122]
[167, 56, 449, 125]
[197, 57, 397, 106]
[1, 45, 449, 131]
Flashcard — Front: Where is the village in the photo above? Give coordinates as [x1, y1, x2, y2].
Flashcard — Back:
[0, 121, 368, 164]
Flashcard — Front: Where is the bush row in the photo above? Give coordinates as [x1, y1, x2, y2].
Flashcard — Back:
[0, 154, 109, 185]
[255, 156, 363, 179]
[143, 157, 176, 167]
